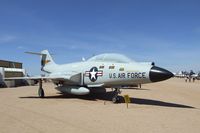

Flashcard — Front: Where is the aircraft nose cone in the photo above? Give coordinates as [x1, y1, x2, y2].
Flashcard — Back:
[149, 66, 174, 82]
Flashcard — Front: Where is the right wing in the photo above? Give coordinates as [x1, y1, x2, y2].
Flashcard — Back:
[4, 76, 65, 80]
[4, 72, 82, 85]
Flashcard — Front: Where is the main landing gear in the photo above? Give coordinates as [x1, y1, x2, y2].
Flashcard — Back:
[38, 79, 45, 98]
[112, 88, 121, 103]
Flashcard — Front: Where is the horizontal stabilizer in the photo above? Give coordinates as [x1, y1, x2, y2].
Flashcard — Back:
[25, 51, 44, 56]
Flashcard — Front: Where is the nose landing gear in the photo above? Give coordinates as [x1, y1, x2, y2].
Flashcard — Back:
[112, 88, 121, 103]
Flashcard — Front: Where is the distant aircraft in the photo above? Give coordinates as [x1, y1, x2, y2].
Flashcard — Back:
[6, 50, 174, 103]
[191, 72, 200, 80]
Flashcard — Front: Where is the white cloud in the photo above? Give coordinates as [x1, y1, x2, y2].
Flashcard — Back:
[0, 35, 16, 43]
[17, 46, 26, 49]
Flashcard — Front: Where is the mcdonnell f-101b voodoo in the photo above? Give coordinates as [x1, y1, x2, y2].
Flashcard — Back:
[6, 50, 174, 103]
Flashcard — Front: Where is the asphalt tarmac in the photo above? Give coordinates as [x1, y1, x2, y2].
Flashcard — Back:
[0, 78, 200, 133]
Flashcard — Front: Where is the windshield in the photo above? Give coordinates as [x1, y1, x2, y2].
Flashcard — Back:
[87, 53, 134, 63]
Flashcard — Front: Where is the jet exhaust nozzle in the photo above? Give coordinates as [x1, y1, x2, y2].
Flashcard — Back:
[149, 66, 174, 82]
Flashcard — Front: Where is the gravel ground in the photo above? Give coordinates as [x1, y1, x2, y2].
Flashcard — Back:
[0, 78, 200, 133]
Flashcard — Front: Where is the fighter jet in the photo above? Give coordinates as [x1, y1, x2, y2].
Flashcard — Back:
[6, 50, 174, 103]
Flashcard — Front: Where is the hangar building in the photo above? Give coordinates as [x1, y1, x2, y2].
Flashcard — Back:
[0, 60, 34, 87]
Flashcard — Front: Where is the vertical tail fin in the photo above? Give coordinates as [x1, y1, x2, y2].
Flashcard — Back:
[40, 50, 56, 67]
[25, 50, 57, 73]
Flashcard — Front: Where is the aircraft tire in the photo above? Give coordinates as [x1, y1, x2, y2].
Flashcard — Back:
[38, 88, 45, 98]
[112, 96, 120, 103]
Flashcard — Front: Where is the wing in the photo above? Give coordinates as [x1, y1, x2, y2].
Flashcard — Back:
[4, 76, 65, 80]
[4, 72, 82, 85]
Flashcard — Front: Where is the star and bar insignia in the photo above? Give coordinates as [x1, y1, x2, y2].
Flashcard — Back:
[85, 67, 103, 82]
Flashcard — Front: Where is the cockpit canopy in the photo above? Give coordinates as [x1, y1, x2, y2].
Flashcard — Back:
[87, 53, 135, 63]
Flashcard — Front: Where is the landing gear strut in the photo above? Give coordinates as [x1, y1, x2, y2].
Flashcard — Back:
[112, 88, 121, 103]
[38, 79, 45, 98]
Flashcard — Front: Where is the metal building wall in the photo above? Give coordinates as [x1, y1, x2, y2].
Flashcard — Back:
[0, 60, 22, 68]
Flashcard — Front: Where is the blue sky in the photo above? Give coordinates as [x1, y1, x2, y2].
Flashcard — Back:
[0, 0, 200, 75]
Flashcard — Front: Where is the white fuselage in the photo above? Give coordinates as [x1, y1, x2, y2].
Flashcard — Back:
[45, 61, 152, 88]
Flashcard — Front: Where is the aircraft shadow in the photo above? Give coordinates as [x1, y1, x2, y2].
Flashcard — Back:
[131, 98, 195, 109]
[20, 91, 195, 109]
[121, 87, 150, 90]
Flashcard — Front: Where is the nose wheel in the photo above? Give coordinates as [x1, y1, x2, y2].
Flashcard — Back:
[38, 79, 45, 98]
[112, 88, 121, 103]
